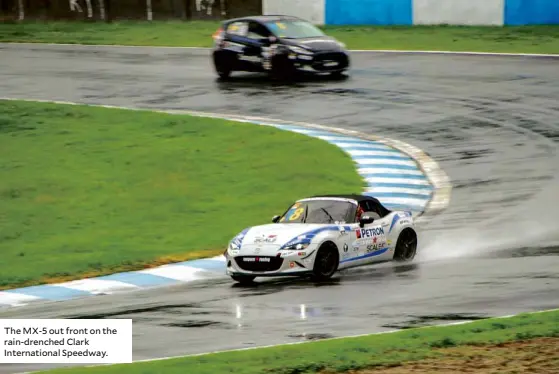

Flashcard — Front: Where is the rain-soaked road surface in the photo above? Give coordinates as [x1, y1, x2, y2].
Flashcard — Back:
[1, 44, 558, 373]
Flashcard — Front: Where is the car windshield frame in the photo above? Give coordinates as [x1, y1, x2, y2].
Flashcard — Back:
[264, 19, 326, 39]
[278, 198, 357, 224]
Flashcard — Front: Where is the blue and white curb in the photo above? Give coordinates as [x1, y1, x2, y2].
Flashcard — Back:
[0, 99, 451, 309]
[243, 122, 434, 214]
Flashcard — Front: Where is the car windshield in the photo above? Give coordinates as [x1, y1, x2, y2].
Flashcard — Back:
[265, 20, 325, 39]
[279, 199, 355, 224]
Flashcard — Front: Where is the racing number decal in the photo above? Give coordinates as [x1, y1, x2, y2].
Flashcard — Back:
[288, 207, 305, 221]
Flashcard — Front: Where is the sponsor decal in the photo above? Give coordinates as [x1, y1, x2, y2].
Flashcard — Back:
[240, 55, 261, 63]
[343, 243, 348, 252]
[223, 42, 244, 52]
[243, 257, 270, 262]
[366, 240, 387, 253]
[355, 227, 384, 239]
[254, 234, 277, 243]
[289, 262, 295, 268]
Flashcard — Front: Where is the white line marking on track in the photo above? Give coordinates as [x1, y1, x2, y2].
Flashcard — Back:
[27, 308, 557, 374]
[365, 177, 431, 185]
[0, 292, 43, 306]
[355, 158, 418, 167]
[2, 43, 558, 57]
[365, 186, 432, 195]
[332, 142, 394, 150]
[376, 196, 430, 206]
[137, 265, 209, 282]
[358, 168, 424, 176]
[54, 279, 139, 294]
[347, 150, 411, 157]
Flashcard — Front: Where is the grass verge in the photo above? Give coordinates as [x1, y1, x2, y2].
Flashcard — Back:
[43, 309, 559, 373]
[0, 99, 363, 289]
[1, 21, 559, 54]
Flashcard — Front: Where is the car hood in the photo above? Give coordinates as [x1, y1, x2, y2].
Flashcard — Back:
[280, 36, 345, 52]
[242, 223, 334, 247]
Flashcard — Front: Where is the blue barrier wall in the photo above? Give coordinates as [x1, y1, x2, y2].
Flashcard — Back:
[325, 0, 413, 25]
[504, 0, 559, 25]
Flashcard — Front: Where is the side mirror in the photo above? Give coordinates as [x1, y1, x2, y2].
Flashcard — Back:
[272, 215, 280, 223]
[359, 215, 375, 227]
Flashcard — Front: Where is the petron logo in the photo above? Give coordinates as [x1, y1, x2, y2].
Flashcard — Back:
[355, 227, 384, 239]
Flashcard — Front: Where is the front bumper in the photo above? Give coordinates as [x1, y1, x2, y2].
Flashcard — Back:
[288, 51, 350, 72]
[225, 249, 317, 277]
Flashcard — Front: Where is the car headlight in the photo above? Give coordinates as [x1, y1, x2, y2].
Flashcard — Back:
[280, 234, 312, 251]
[227, 228, 249, 253]
[289, 46, 313, 55]
[282, 242, 311, 251]
[338, 42, 346, 48]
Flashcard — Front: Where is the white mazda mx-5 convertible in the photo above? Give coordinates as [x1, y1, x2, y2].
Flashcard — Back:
[224, 194, 418, 284]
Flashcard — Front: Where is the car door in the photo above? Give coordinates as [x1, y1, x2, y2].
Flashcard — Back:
[359, 200, 392, 264]
[239, 21, 273, 69]
[339, 203, 373, 269]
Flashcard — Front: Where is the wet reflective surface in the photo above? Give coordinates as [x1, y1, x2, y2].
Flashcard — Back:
[1, 44, 559, 373]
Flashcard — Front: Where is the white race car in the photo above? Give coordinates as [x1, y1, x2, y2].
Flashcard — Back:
[224, 194, 418, 284]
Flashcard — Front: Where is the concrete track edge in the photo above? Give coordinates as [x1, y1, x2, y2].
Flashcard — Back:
[0, 97, 451, 308]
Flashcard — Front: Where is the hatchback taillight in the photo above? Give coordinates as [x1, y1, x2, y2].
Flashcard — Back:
[212, 27, 224, 40]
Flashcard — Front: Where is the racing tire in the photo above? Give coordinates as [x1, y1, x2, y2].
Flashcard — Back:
[216, 68, 231, 80]
[215, 64, 232, 80]
[270, 55, 296, 81]
[213, 53, 233, 80]
[231, 275, 256, 284]
[330, 70, 346, 78]
[311, 242, 340, 281]
[393, 228, 418, 262]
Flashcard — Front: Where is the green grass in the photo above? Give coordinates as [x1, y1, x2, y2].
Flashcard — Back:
[42, 309, 559, 374]
[1, 21, 559, 53]
[0, 100, 363, 289]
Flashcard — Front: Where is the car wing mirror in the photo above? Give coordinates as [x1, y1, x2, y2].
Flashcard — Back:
[272, 215, 280, 223]
[359, 215, 375, 227]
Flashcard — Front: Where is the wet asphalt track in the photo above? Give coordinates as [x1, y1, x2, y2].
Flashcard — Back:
[1, 44, 559, 373]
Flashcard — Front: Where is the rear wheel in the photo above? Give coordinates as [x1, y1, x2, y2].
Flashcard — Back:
[231, 275, 256, 284]
[213, 53, 233, 80]
[393, 229, 418, 262]
[311, 242, 339, 281]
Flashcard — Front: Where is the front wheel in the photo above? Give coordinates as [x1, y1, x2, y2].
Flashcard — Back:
[231, 275, 256, 284]
[393, 229, 418, 262]
[215, 65, 231, 80]
[311, 242, 340, 281]
[330, 70, 346, 78]
[270, 55, 296, 81]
